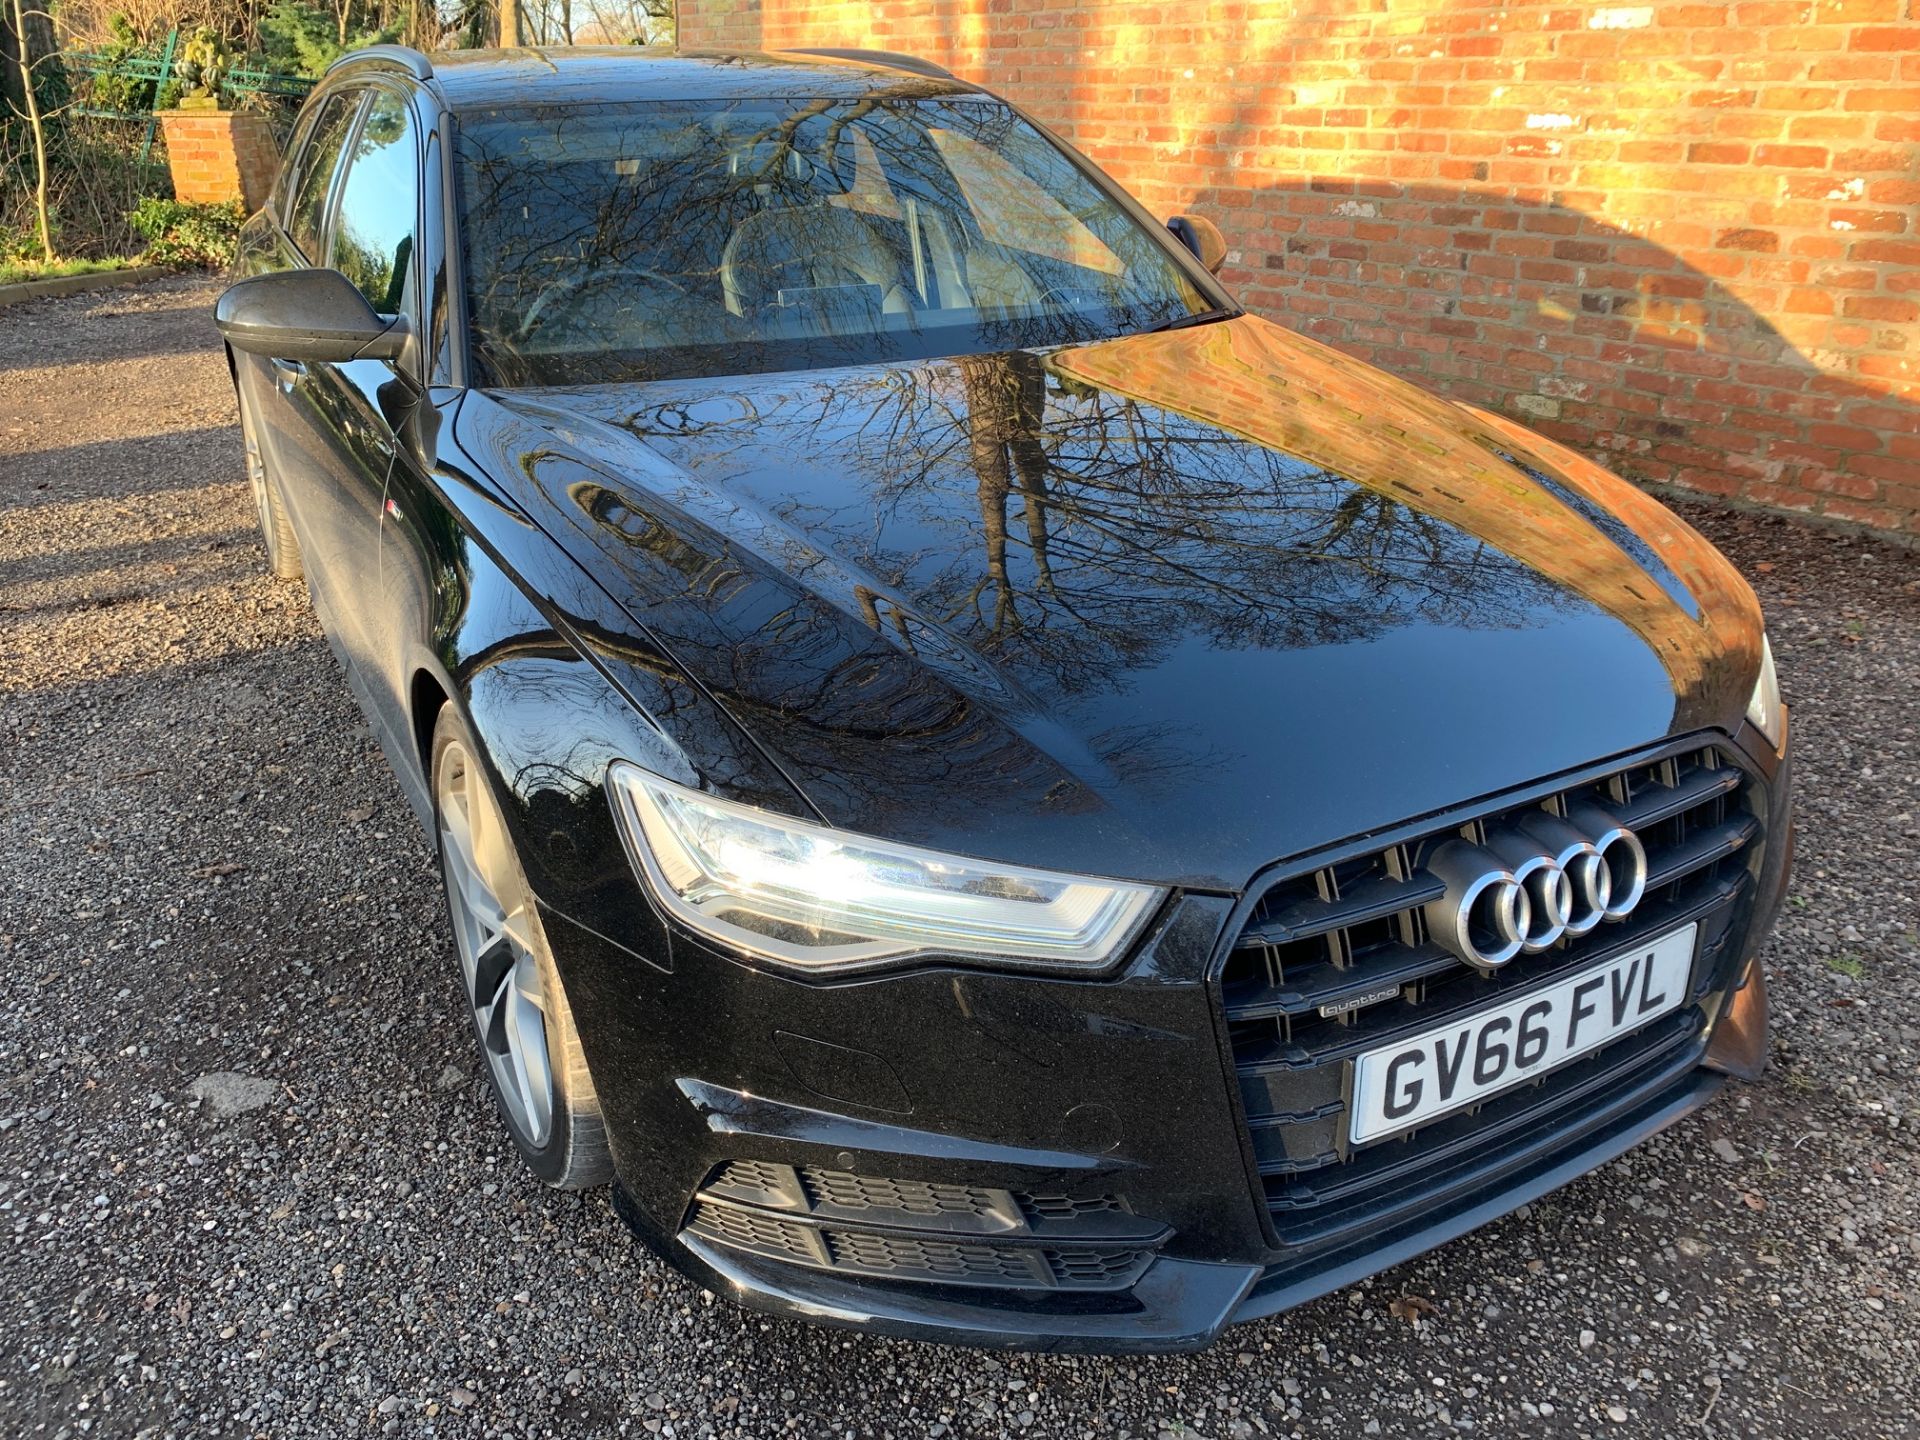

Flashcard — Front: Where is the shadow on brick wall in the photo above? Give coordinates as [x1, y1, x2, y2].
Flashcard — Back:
[1181, 175, 1917, 532]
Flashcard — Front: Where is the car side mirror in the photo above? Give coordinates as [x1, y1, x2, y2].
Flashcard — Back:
[215, 268, 407, 364]
[1166, 214, 1227, 275]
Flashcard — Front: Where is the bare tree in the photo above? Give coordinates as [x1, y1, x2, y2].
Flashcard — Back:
[5, 0, 55, 261]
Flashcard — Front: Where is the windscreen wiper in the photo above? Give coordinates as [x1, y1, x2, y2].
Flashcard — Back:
[1137, 306, 1238, 336]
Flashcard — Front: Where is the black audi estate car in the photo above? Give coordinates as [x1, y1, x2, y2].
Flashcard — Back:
[216, 43, 1792, 1351]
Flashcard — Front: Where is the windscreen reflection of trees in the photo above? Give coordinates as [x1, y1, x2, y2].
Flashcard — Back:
[617, 352, 1575, 715]
[455, 96, 1208, 386]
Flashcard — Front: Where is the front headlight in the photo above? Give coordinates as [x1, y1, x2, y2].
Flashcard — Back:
[1745, 633, 1783, 749]
[606, 763, 1165, 975]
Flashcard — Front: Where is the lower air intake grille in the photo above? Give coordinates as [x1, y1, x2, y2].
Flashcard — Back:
[1220, 738, 1764, 1247]
[801, 1169, 1004, 1220]
[685, 1162, 1165, 1292]
[1014, 1191, 1125, 1221]
[688, 1200, 815, 1258]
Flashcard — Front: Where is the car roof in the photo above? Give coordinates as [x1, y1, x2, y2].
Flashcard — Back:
[395, 46, 983, 110]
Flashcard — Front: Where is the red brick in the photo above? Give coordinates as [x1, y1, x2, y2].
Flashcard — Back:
[1752, 143, 1829, 167]
[1851, 239, 1920, 265]
[1843, 295, 1920, 321]
[1843, 87, 1920, 109]
[1850, 27, 1920, 52]
[1686, 141, 1751, 164]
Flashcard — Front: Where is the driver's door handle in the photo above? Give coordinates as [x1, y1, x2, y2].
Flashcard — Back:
[271, 357, 306, 388]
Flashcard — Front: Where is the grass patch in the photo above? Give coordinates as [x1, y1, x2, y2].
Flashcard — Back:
[1826, 954, 1864, 979]
[0, 255, 143, 287]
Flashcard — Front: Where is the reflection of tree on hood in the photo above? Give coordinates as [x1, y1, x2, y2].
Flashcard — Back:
[620, 350, 1577, 709]
[1051, 318, 1758, 725]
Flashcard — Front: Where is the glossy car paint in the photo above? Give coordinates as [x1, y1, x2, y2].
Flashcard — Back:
[225, 47, 1791, 1351]
[469, 319, 1765, 891]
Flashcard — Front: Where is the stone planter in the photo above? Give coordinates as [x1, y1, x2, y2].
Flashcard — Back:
[156, 109, 280, 210]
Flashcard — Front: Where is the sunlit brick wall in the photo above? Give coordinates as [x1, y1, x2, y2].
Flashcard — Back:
[679, 0, 1920, 537]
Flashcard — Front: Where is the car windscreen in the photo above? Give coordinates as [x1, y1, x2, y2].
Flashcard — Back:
[452, 95, 1215, 386]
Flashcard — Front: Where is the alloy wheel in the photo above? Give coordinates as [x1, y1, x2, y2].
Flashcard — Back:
[244, 425, 273, 542]
[435, 739, 555, 1149]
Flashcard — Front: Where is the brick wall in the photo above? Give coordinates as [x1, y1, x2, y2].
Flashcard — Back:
[157, 111, 280, 211]
[679, 0, 1920, 537]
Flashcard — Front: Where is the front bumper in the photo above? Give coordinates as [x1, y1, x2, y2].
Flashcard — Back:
[542, 732, 1791, 1353]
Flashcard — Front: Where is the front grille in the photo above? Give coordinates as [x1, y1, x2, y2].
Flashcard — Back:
[685, 1161, 1166, 1293]
[1219, 738, 1763, 1247]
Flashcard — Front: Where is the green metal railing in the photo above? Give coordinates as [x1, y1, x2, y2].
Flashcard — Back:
[65, 29, 316, 162]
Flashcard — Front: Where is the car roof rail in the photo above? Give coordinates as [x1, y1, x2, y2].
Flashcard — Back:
[783, 47, 954, 80]
[324, 44, 434, 82]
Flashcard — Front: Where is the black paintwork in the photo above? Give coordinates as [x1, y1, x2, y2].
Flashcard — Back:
[464, 346, 1760, 891]
[421, 46, 980, 107]
[223, 45, 1790, 1351]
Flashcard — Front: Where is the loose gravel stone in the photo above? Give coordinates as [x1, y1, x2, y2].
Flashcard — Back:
[2, 276, 1916, 1439]
[187, 1071, 278, 1117]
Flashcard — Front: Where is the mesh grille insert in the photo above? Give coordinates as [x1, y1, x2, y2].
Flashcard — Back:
[1016, 1191, 1124, 1221]
[800, 1169, 1002, 1218]
[686, 1163, 1160, 1292]
[687, 1202, 816, 1261]
[826, 1230, 1039, 1282]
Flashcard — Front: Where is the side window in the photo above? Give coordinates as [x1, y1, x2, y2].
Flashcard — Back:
[329, 92, 419, 317]
[287, 92, 362, 261]
[270, 108, 318, 214]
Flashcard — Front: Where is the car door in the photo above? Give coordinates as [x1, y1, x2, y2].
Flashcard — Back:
[245, 86, 369, 640]
[304, 86, 430, 715]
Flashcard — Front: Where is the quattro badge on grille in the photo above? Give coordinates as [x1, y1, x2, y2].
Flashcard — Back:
[1318, 983, 1407, 1019]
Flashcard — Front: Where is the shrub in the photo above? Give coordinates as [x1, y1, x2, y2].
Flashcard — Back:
[128, 196, 244, 268]
[260, 0, 401, 81]
[1, 117, 168, 261]
[1, 221, 53, 265]
[90, 14, 159, 114]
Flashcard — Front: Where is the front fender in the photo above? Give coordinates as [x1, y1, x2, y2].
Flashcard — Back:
[390, 409, 802, 966]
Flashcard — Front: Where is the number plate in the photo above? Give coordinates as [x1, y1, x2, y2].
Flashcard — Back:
[1348, 924, 1697, 1145]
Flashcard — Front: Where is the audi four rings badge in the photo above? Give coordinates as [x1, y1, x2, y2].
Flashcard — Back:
[1423, 810, 1650, 971]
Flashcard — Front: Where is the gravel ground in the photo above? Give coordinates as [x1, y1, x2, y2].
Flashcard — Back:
[1, 276, 1917, 1440]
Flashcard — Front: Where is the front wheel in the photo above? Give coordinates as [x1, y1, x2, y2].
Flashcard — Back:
[235, 375, 302, 582]
[431, 706, 611, 1189]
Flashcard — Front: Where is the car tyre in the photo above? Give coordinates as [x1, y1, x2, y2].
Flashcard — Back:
[237, 380, 303, 581]
[430, 705, 612, 1189]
